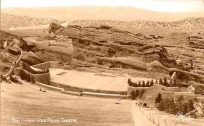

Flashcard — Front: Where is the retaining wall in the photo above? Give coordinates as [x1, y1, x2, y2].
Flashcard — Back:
[50, 81, 127, 95]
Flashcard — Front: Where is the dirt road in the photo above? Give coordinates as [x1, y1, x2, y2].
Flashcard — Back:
[131, 101, 156, 126]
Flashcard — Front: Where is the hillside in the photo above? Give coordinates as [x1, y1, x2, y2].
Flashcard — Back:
[1, 17, 204, 86]
[70, 17, 204, 35]
[2, 7, 204, 22]
[1, 14, 60, 30]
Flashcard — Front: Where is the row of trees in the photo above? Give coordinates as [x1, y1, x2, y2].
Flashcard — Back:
[158, 77, 177, 87]
[128, 78, 154, 87]
[128, 77, 179, 88]
[155, 93, 195, 116]
[130, 89, 145, 100]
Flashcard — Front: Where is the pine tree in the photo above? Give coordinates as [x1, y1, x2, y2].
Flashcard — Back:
[128, 78, 132, 86]
[163, 77, 168, 86]
[146, 81, 150, 87]
[155, 80, 158, 84]
[159, 78, 163, 85]
[142, 80, 146, 87]
[133, 82, 138, 87]
[138, 81, 141, 87]
[150, 80, 154, 86]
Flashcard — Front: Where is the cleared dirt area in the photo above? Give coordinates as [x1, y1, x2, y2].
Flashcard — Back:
[0, 81, 134, 126]
[50, 69, 153, 92]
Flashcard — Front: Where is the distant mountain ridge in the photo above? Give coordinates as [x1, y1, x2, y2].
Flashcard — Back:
[1, 14, 60, 30]
[2, 6, 204, 22]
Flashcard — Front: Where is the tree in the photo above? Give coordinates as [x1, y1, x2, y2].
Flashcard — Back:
[135, 90, 140, 98]
[157, 99, 165, 111]
[187, 100, 195, 112]
[169, 80, 173, 87]
[146, 81, 150, 87]
[138, 81, 141, 87]
[130, 90, 136, 100]
[177, 95, 184, 102]
[139, 89, 145, 98]
[128, 78, 132, 86]
[155, 80, 158, 84]
[155, 93, 162, 104]
[163, 77, 168, 86]
[133, 82, 138, 87]
[159, 78, 163, 85]
[177, 95, 184, 112]
[150, 80, 154, 86]
[142, 81, 146, 87]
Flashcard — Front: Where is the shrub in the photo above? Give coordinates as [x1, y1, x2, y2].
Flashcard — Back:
[107, 48, 116, 57]
[157, 96, 195, 116]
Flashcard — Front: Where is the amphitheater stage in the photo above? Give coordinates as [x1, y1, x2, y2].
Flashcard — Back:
[50, 68, 153, 94]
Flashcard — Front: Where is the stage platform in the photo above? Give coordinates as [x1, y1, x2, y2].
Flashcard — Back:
[50, 68, 152, 94]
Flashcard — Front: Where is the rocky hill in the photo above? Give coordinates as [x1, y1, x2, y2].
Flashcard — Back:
[1, 19, 204, 85]
[1, 14, 60, 30]
[70, 17, 204, 35]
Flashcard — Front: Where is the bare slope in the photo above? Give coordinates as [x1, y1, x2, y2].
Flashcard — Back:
[2, 7, 204, 22]
[1, 14, 60, 30]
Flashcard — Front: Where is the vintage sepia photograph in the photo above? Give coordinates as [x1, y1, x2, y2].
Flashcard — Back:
[0, 0, 204, 126]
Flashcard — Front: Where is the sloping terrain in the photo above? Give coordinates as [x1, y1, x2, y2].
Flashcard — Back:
[1, 14, 60, 30]
[2, 7, 204, 21]
[0, 30, 73, 76]
[1, 82, 134, 126]
[71, 17, 204, 35]
[1, 17, 204, 85]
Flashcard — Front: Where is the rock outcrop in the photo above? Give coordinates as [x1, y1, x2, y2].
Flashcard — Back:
[188, 33, 204, 49]
[49, 23, 176, 71]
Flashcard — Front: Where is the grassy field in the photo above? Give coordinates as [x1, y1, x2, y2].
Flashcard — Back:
[1, 81, 134, 126]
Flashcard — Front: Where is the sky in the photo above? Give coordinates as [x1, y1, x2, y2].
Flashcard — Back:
[1, 0, 204, 12]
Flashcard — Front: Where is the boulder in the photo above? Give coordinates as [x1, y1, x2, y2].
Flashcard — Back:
[8, 47, 20, 55]
[13, 38, 20, 45]
[49, 23, 64, 34]
[22, 52, 42, 65]
[49, 32, 56, 38]
[3, 41, 8, 48]
[22, 38, 36, 50]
